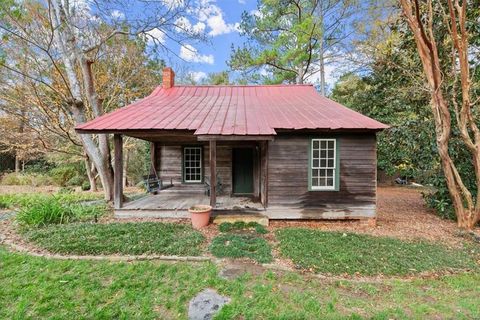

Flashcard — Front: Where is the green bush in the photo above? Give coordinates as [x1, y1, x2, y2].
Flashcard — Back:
[81, 181, 91, 191]
[210, 234, 273, 263]
[50, 166, 78, 187]
[219, 221, 268, 234]
[66, 175, 85, 187]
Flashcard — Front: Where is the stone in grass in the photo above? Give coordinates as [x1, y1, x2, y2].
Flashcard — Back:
[188, 289, 230, 320]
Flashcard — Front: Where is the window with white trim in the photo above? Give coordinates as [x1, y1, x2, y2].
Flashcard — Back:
[311, 139, 337, 190]
[183, 147, 202, 183]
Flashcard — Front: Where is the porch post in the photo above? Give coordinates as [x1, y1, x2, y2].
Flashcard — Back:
[209, 140, 216, 207]
[150, 142, 158, 174]
[114, 134, 123, 209]
[260, 141, 269, 208]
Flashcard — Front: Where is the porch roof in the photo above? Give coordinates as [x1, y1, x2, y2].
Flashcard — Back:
[75, 85, 389, 136]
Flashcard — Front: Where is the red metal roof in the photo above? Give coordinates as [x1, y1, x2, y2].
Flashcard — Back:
[75, 85, 388, 135]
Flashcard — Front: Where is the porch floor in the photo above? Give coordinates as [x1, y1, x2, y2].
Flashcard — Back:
[117, 185, 264, 219]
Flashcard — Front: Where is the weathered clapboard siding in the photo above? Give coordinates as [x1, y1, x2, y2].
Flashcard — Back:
[156, 143, 234, 195]
[266, 134, 376, 219]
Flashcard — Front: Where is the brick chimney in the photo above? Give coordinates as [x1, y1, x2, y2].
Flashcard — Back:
[162, 67, 175, 89]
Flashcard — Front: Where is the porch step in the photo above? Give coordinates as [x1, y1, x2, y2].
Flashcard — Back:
[212, 213, 269, 227]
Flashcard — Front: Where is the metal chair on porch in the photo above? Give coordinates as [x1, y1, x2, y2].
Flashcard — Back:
[204, 174, 223, 196]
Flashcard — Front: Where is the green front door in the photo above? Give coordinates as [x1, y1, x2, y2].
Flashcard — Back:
[232, 148, 254, 194]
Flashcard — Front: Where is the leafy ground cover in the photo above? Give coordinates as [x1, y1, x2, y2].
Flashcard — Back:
[210, 233, 273, 263]
[218, 221, 268, 234]
[23, 222, 205, 256]
[1, 246, 479, 319]
[276, 228, 479, 276]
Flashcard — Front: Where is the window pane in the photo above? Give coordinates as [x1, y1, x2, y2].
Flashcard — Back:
[310, 139, 337, 189]
[184, 147, 202, 182]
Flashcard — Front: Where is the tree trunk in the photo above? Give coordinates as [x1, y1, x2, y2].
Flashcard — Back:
[84, 155, 98, 192]
[14, 154, 20, 173]
[319, 44, 326, 96]
[49, 0, 115, 201]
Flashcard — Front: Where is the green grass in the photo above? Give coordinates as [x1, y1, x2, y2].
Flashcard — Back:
[0, 192, 103, 209]
[16, 197, 106, 227]
[23, 222, 205, 256]
[276, 228, 479, 276]
[210, 234, 273, 263]
[1, 246, 479, 319]
[218, 221, 268, 234]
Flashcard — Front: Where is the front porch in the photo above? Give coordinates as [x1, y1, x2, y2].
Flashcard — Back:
[116, 185, 265, 219]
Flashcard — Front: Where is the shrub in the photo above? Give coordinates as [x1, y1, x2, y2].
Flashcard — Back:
[219, 221, 268, 234]
[66, 175, 85, 187]
[0, 172, 53, 186]
[210, 234, 273, 263]
[15, 195, 106, 227]
[81, 181, 91, 191]
[49, 165, 78, 187]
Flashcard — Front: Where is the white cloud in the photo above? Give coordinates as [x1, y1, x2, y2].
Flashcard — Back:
[145, 28, 166, 45]
[162, 0, 185, 8]
[238, 0, 246, 4]
[110, 10, 125, 19]
[190, 71, 208, 82]
[179, 44, 214, 64]
[175, 17, 206, 34]
[197, 0, 240, 36]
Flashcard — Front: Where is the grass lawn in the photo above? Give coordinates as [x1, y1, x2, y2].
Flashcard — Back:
[1, 246, 480, 319]
[210, 234, 273, 263]
[276, 228, 479, 276]
[23, 222, 205, 256]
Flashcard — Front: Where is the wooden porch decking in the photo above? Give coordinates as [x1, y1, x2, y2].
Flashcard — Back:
[116, 185, 264, 219]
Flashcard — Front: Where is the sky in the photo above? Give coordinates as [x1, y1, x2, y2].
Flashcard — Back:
[147, 0, 339, 85]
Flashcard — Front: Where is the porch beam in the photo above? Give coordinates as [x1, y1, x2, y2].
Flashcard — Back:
[114, 134, 123, 209]
[209, 140, 216, 208]
[197, 135, 275, 141]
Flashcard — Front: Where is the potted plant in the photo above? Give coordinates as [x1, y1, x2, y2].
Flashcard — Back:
[188, 204, 212, 229]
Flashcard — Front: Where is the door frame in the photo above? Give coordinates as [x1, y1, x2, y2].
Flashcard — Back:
[231, 146, 259, 197]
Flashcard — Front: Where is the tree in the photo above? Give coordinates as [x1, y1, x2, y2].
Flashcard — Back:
[0, 0, 203, 200]
[398, 0, 480, 229]
[228, 0, 369, 90]
[205, 71, 229, 85]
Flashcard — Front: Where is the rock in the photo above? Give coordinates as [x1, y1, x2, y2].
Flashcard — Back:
[188, 289, 230, 320]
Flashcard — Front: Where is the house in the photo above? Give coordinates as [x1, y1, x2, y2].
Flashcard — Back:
[75, 67, 388, 222]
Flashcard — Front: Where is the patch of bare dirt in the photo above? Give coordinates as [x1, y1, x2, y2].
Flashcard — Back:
[269, 186, 480, 248]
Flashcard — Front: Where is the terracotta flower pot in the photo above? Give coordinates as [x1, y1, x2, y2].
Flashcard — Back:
[189, 205, 212, 229]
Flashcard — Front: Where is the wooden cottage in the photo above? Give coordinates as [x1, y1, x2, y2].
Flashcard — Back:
[75, 67, 388, 222]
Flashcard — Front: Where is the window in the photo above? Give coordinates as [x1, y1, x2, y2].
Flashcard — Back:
[183, 146, 202, 183]
[310, 138, 338, 191]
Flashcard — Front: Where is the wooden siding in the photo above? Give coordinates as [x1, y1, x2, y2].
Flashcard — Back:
[266, 134, 376, 219]
[156, 143, 240, 195]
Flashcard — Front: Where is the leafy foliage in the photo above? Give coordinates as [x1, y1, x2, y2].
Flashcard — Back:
[276, 228, 478, 275]
[16, 197, 106, 228]
[23, 222, 205, 256]
[0, 192, 102, 209]
[218, 221, 268, 234]
[210, 234, 273, 263]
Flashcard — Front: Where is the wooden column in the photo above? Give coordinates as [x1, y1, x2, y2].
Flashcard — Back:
[260, 141, 269, 208]
[114, 134, 123, 209]
[150, 142, 158, 174]
[209, 140, 216, 207]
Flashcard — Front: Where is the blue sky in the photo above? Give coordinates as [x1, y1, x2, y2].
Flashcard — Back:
[161, 0, 258, 82]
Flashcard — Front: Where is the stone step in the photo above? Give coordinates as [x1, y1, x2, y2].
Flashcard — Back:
[212, 213, 269, 226]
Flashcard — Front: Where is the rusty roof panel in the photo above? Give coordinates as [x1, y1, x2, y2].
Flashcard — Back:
[75, 85, 389, 135]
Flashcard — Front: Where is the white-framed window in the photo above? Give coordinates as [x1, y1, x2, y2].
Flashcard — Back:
[310, 139, 337, 190]
[183, 146, 202, 183]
